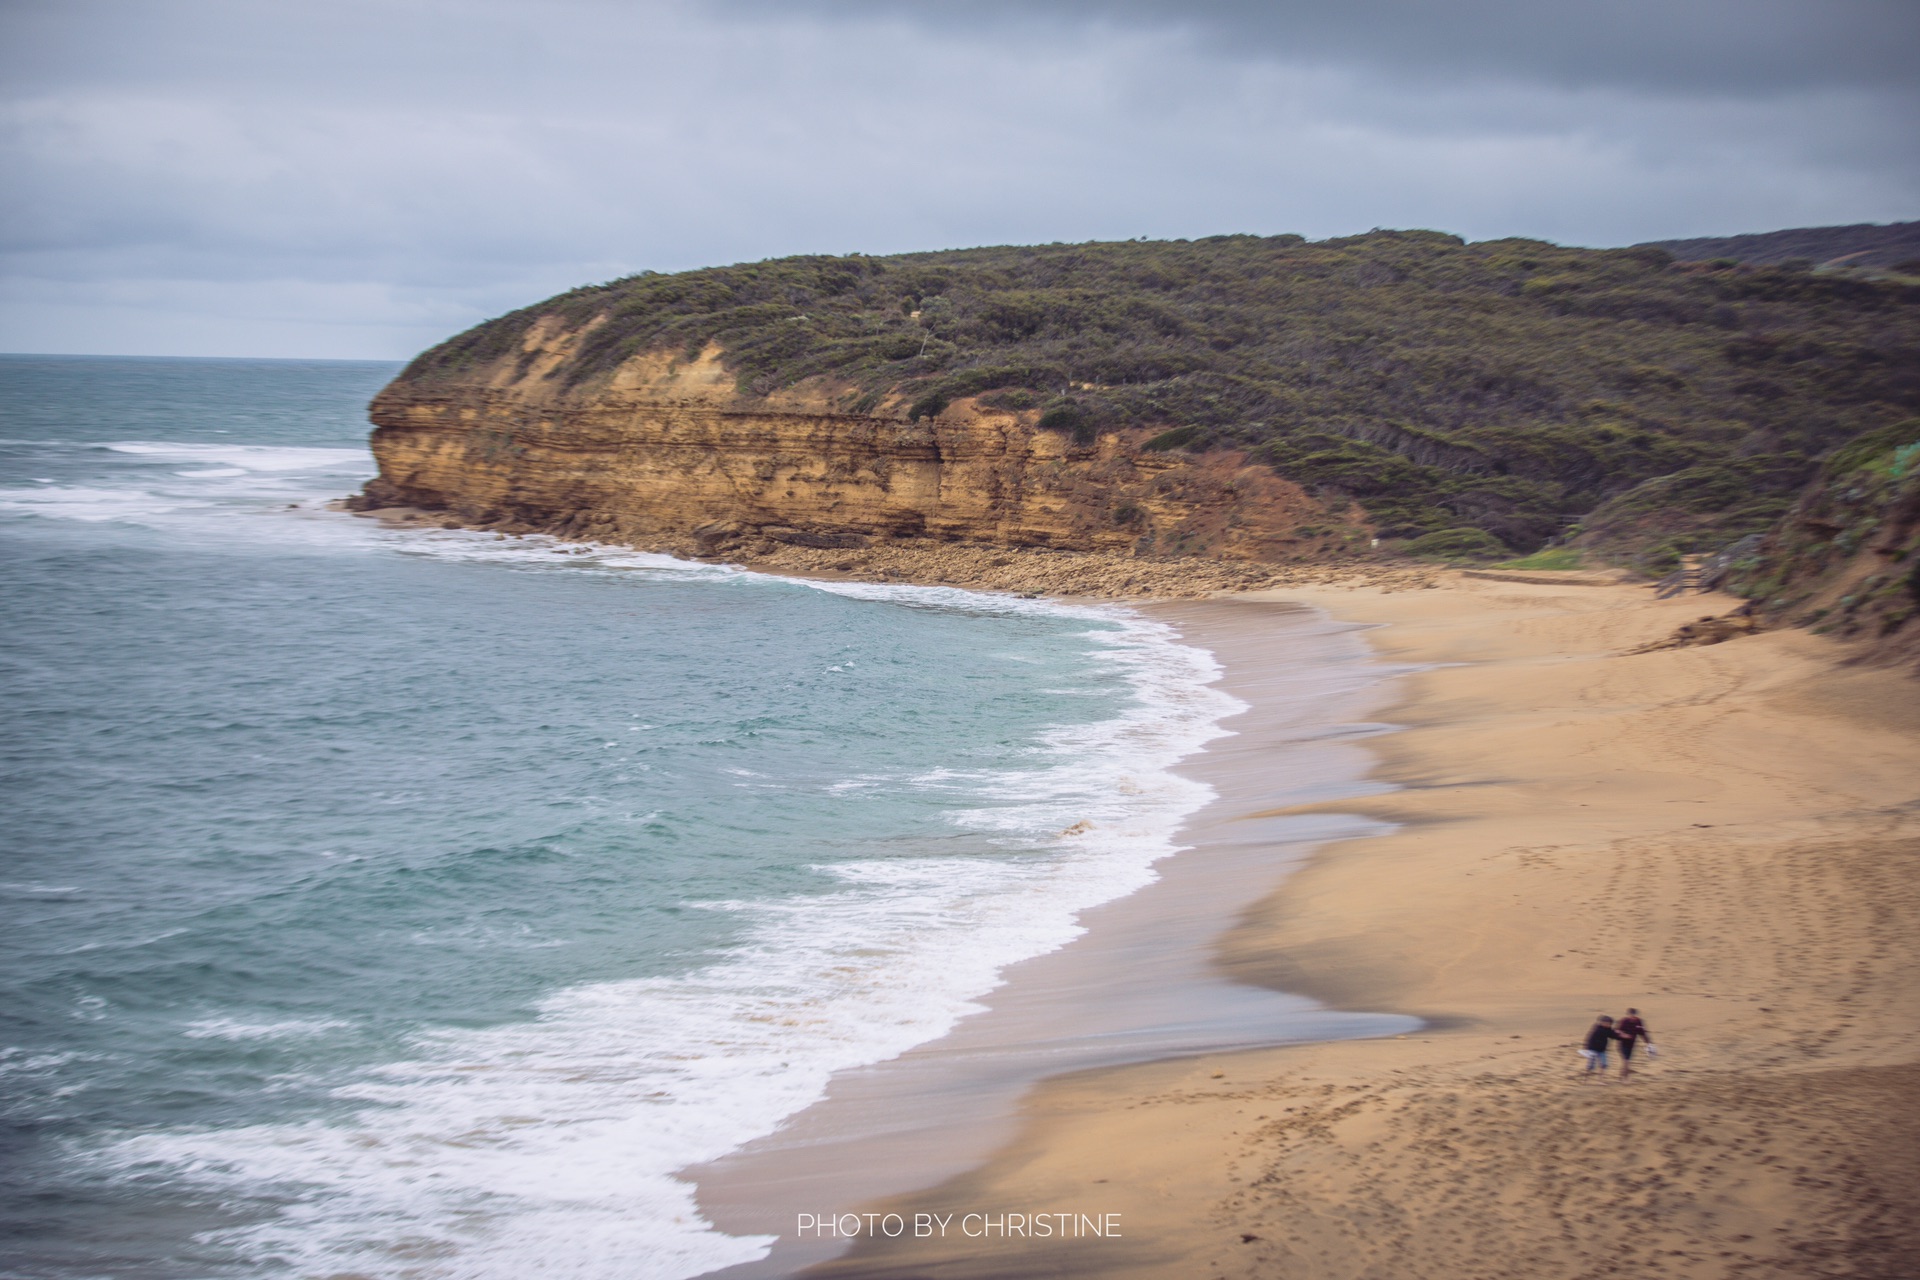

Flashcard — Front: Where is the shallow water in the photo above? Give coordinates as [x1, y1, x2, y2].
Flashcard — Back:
[0, 356, 1266, 1279]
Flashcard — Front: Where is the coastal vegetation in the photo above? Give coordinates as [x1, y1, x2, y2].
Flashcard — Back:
[1644, 221, 1920, 271]
[1493, 547, 1586, 571]
[402, 229, 1920, 568]
[1730, 417, 1920, 663]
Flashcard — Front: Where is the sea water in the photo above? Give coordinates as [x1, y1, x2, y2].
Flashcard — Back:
[0, 357, 1250, 1279]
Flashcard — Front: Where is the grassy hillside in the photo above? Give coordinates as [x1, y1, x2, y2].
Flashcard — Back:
[1641, 222, 1920, 271]
[1727, 419, 1920, 665]
[404, 230, 1920, 566]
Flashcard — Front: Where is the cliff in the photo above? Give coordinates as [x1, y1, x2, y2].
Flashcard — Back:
[357, 231, 1920, 576]
[356, 328, 1368, 576]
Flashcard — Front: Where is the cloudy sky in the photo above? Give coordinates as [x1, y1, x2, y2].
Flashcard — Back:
[2, 0, 1915, 359]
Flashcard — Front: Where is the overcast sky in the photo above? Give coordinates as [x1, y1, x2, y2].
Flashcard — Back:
[2, 0, 1915, 359]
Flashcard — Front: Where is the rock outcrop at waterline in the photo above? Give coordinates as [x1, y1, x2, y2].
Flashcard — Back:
[353, 334, 1370, 576]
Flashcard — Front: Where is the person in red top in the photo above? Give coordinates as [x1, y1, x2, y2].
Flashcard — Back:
[1614, 1007, 1654, 1079]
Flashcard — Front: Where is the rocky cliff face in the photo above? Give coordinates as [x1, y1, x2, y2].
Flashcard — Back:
[355, 325, 1363, 565]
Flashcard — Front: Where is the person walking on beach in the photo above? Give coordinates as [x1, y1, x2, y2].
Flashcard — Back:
[1581, 1014, 1621, 1079]
[1614, 1008, 1654, 1080]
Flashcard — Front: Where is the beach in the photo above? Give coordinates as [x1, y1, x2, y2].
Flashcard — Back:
[801, 571, 1920, 1278]
[7, 352, 1915, 1278]
[687, 599, 1416, 1278]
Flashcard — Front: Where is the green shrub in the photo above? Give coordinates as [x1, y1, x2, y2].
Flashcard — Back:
[1495, 546, 1584, 570]
[1143, 425, 1203, 451]
[1400, 527, 1510, 561]
[1037, 400, 1096, 444]
[907, 391, 950, 421]
[1825, 419, 1920, 476]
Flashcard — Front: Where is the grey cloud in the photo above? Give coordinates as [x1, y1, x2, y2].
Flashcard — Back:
[0, 0, 1914, 358]
[728, 0, 1919, 95]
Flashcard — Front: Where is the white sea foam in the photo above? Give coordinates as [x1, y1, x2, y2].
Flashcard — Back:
[26, 435, 1241, 1276]
[0, 438, 753, 586]
[183, 1018, 356, 1042]
[104, 441, 370, 472]
[0, 1047, 83, 1075]
[0, 440, 372, 532]
[0, 482, 217, 523]
[385, 528, 742, 581]
[93, 593, 1243, 1280]
[54, 927, 188, 956]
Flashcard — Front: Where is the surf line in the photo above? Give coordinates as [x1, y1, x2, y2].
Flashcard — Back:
[687, 595, 1418, 1279]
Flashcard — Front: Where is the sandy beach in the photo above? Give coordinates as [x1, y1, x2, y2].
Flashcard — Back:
[689, 599, 1414, 1278]
[802, 571, 1920, 1279]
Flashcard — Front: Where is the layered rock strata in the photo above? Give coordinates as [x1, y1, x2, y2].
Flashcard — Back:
[354, 337, 1367, 579]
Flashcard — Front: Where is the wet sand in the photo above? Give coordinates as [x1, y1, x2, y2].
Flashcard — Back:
[686, 601, 1422, 1277]
[802, 573, 1920, 1278]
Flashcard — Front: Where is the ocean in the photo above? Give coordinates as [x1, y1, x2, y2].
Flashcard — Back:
[0, 355, 1275, 1279]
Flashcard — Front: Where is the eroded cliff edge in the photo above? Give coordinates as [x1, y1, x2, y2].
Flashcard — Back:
[354, 325, 1370, 589]
[351, 230, 1919, 618]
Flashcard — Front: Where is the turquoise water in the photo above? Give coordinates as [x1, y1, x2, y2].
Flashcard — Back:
[0, 357, 1241, 1278]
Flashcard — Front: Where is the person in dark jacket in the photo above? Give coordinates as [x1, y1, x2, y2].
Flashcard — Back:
[1581, 1015, 1621, 1079]
[1614, 1008, 1654, 1079]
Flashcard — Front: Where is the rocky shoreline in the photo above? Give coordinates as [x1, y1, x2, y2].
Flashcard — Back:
[353, 504, 1447, 599]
